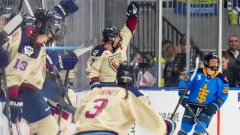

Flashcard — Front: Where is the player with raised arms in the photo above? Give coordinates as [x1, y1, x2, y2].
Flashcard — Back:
[86, 2, 139, 89]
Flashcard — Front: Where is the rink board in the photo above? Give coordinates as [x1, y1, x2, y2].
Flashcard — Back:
[0, 88, 239, 135]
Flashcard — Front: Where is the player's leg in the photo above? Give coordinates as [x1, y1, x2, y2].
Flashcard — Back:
[177, 107, 198, 135]
[18, 85, 58, 135]
[193, 109, 212, 135]
[28, 115, 58, 135]
[47, 88, 76, 131]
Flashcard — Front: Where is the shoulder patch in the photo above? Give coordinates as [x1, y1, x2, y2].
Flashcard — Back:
[91, 45, 106, 57]
[128, 86, 144, 97]
[217, 73, 229, 84]
[18, 27, 41, 59]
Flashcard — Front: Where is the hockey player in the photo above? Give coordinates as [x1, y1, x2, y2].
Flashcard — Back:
[43, 49, 78, 133]
[43, 0, 79, 133]
[74, 61, 176, 135]
[3, 8, 67, 135]
[86, 2, 139, 89]
[177, 52, 229, 135]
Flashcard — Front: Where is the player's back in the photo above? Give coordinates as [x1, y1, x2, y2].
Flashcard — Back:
[74, 85, 167, 135]
[74, 85, 134, 135]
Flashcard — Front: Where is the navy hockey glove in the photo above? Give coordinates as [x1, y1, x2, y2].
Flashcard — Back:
[90, 78, 100, 89]
[0, 50, 9, 68]
[3, 97, 23, 123]
[54, 0, 79, 19]
[46, 50, 60, 65]
[126, 2, 139, 18]
[203, 101, 220, 116]
[180, 95, 189, 107]
[61, 54, 78, 70]
[164, 119, 176, 135]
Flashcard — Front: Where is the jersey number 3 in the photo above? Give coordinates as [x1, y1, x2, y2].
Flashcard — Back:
[85, 98, 109, 118]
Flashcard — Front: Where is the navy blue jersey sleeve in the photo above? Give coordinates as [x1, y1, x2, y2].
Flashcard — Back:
[90, 45, 106, 57]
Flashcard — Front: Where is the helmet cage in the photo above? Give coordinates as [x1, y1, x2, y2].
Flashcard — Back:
[103, 26, 122, 44]
[35, 9, 66, 42]
[204, 52, 219, 71]
[117, 61, 139, 86]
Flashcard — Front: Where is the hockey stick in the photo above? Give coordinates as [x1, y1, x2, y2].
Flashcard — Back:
[23, 0, 34, 16]
[171, 57, 200, 120]
[54, 67, 74, 135]
[16, 116, 22, 135]
[18, 0, 24, 11]
[185, 104, 210, 135]
[0, 15, 23, 135]
[73, 44, 93, 57]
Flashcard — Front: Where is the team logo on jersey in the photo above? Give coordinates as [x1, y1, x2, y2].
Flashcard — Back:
[108, 53, 122, 72]
[197, 75, 201, 80]
[92, 50, 99, 56]
[197, 84, 209, 103]
[23, 46, 34, 56]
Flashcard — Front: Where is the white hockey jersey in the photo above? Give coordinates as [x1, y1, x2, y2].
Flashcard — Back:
[86, 17, 138, 82]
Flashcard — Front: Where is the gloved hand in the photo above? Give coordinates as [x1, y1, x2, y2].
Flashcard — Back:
[46, 50, 60, 65]
[90, 79, 100, 89]
[54, 0, 79, 19]
[0, 50, 9, 68]
[126, 2, 139, 18]
[60, 54, 78, 70]
[3, 97, 23, 123]
[203, 101, 220, 116]
[180, 95, 189, 107]
[164, 119, 176, 135]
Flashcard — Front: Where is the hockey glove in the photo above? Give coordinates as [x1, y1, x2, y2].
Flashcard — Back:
[203, 101, 220, 116]
[90, 79, 100, 89]
[180, 95, 189, 107]
[126, 2, 139, 18]
[3, 97, 23, 123]
[164, 119, 176, 135]
[60, 54, 78, 70]
[0, 50, 9, 68]
[46, 50, 60, 65]
[54, 0, 79, 19]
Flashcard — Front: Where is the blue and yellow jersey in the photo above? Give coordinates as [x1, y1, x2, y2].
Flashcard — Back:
[179, 68, 229, 107]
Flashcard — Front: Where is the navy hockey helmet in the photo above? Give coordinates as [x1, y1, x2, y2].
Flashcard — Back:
[103, 26, 122, 44]
[204, 52, 219, 71]
[117, 61, 139, 86]
[34, 8, 66, 42]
